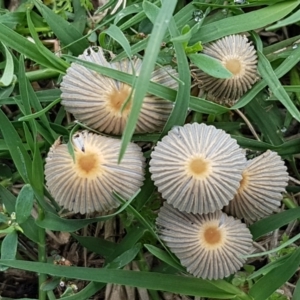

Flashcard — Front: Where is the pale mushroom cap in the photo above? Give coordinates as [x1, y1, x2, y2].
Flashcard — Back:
[224, 150, 289, 223]
[149, 123, 247, 214]
[192, 35, 258, 106]
[44, 131, 145, 214]
[156, 202, 253, 280]
[61, 47, 178, 135]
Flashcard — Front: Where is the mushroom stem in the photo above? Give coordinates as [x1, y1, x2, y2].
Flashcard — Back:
[235, 108, 261, 141]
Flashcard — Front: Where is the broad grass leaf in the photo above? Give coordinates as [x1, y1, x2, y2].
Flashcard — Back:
[34, 0, 89, 56]
[233, 41, 300, 109]
[190, 1, 300, 44]
[114, 3, 142, 25]
[106, 243, 141, 269]
[100, 24, 131, 58]
[267, 8, 300, 30]
[244, 96, 284, 146]
[0, 24, 64, 71]
[293, 278, 300, 300]
[26, 10, 68, 73]
[257, 50, 300, 122]
[0, 11, 25, 27]
[0, 42, 14, 87]
[249, 247, 300, 300]
[233, 135, 300, 156]
[158, 11, 190, 137]
[0, 110, 32, 183]
[0, 260, 251, 299]
[145, 244, 185, 271]
[72, 234, 116, 257]
[249, 207, 300, 240]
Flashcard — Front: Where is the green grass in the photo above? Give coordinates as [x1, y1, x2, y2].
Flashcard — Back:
[0, 0, 300, 299]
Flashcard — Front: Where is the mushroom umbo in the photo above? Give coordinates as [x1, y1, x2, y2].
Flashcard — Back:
[44, 131, 145, 214]
[60, 47, 178, 135]
[156, 202, 253, 280]
[149, 123, 246, 214]
[192, 34, 258, 106]
[224, 150, 289, 223]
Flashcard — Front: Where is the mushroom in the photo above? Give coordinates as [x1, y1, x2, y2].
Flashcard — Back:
[224, 150, 289, 223]
[156, 202, 253, 280]
[149, 123, 246, 214]
[60, 47, 178, 135]
[192, 34, 258, 106]
[44, 131, 145, 214]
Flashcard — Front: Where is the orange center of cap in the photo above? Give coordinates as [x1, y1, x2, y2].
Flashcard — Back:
[203, 226, 221, 245]
[75, 150, 102, 179]
[78, 153, 97, 173]
[108, 84, 132, 114]
[225, 58, 242, 75]
[188, 157, 211, 178]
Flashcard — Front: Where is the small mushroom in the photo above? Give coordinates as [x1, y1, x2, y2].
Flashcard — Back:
[60, 47, 178, 135]
[149, 123, 246, 214]
[224, 150, 289, 223]
[156, 202, 253, 280]
[44, 131, 145, 214]
[192, 34, 258, 106]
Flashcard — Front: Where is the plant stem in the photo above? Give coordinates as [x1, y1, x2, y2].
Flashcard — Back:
[38, 204, 47, 300]
[26, 69, 61, 82]
[283, 197, 297, 209]
[207, 114, 216, 123]
[47, 290, 57, 300]
[16, 27, 51, 34]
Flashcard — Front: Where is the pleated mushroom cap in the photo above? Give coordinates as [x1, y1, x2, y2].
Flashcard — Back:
[60, 47, 178, 135]
[224, 150, 288, 223]
[149, 123, 246, 214]
[44, 131, 145, 214]
[192, 35, 258, 106]
[156, 202, 253, 280]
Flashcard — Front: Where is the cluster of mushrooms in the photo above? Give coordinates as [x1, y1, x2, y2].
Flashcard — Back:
[44, 35, 289, 280]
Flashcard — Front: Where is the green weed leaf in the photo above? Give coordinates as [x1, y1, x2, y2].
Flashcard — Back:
[0, 231, 18, 271]
[189, 53, 233, 79]
[15, 184, 34, 224]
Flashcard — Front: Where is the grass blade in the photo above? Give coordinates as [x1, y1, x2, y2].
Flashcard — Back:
[36, 192, 138, 232]
[0, 110, 32, 183]
[0, 260, 250, 299]
[0, 24, 64, 71]
[190, 1, 300, 44]
[118, 0, 177, 162]
[0, 42, 14, 87]
[249, 207, 300, 240]
[26, 9, 68, 73]
[267, 8, 300, 30]
[100, 24, 132, 58]
[233, 42, 300, 109]
[257, 49, 300, 122]
[249, 247, 300, 300]
[292, 278, 300, 300]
